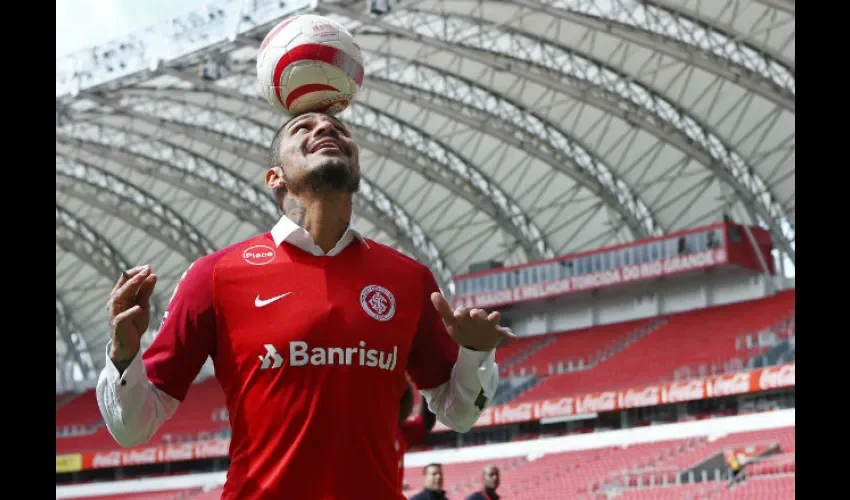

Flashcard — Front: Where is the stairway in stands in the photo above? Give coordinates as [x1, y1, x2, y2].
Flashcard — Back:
[581, 318, 667, 370]
[493, 318, 667, 405]
[497, 335, 557, 376]
[504, 318, 663, 379]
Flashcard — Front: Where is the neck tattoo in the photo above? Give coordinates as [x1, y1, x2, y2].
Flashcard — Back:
[283, 196, 307, 227]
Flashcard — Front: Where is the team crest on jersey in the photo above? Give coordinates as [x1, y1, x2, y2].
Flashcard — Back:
[243, 245, 276, 266]
[360, 285, 396, 322]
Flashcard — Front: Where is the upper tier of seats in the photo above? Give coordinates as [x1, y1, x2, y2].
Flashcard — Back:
[495, 335, 549, 374]
[512, 291, 794, 404]
[57, 378, 227, 453]
[504, 318, 655, 377]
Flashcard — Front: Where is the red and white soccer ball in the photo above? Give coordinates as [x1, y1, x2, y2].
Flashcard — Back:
[256, 14, 364, 116]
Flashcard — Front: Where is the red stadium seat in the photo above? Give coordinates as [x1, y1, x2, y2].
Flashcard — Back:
[511, 291, 794, 404]
[56, 378, 228, 454]
[402, 425, 794, 500]
[506, 318, 654, 377]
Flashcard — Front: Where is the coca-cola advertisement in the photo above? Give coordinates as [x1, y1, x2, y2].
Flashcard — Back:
[81, 439, 232, 470]
[758, 364, 795, 391]
[436, 363, 795, 433]
[66, 363, 795, 470]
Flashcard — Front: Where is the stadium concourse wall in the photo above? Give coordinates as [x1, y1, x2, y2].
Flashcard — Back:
[56, 409, 795, 499]
[499, 264, 774, 340]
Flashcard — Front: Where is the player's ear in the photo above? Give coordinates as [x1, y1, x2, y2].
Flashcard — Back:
[266, 167, 286, 191]
[266, 168, 287, 209]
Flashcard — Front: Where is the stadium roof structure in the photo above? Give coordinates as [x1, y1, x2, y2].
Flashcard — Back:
[55, 0, 795, 391]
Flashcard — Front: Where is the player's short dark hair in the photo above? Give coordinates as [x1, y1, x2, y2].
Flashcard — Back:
[268, 118, 290, 172]
[423, 463, 442, 475]
[268, 117, 291, 208]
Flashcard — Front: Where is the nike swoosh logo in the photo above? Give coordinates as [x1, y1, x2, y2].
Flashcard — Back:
[254, 292, 292, 308]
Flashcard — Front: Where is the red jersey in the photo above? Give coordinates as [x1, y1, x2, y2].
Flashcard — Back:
[142, 232, 458, 500]
[396, 415, 429, 491]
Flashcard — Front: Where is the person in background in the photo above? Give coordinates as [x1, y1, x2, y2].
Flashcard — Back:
[725, 450, 746, 486]
[409, 463, 448, 500]
[397, 380, 437, 492]
[465, 466, 500, 500]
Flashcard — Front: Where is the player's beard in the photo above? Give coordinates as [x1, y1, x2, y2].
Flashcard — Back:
[285, 158, 360, 195]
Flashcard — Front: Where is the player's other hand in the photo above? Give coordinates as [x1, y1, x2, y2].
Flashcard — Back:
[106, 265, 158, 363]
[431, 293, 516, 352]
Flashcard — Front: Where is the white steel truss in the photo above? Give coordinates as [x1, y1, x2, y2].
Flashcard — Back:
[56, 293, 97, 384]
[70, 92, 457, 292]
[57, 157, 216, 261]
[122, 72, 556, 262]
[56, 203, 167, 323]
[321, 2, 795, 260]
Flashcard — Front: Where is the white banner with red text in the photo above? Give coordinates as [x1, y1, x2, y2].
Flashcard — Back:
[75, 439, 231, 471]
[432, 362, 794, 432]
[454, 249, 728, 309]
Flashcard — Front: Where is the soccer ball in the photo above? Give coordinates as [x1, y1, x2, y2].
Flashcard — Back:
[256, 14, 364, 116]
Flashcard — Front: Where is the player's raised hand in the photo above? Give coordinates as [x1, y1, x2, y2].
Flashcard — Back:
[106, 265, 158, 363]
[431, 293, 516, 352]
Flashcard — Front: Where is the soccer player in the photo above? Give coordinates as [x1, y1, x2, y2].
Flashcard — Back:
[409, 464, 448, 500]
[97, 112, 514, 500]
[397, 380, 437, 492]
[464, 466, 501, 500]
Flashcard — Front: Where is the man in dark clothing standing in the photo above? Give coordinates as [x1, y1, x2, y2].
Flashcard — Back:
[409, 463, 448, 499]
[464, 466, 500, 500]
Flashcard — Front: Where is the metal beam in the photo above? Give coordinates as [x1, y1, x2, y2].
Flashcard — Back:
[133, 86, 551, 261]
[56, 203, 167, 323]
[75, 94, 456, 291]
[502, 0, 794, 111]
[751, 0, 795, 16]
[344, 101, 553, 260]
[57, 122, 455, 291]
[324, 4, 795, 262]
[57, 127, 279, 231]
[365, 74, 661, 239]
[56, 156, 216, 261]
[55, 293, 97, 380]
[644, 0, 794, 67]
[98, 85, 547, 267]
[228, 49, 659, 240]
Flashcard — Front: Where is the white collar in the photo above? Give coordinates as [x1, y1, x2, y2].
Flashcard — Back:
[270, 215, 370, 257]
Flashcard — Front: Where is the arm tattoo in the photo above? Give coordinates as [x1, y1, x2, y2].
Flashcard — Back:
[283, 196, 307, 226]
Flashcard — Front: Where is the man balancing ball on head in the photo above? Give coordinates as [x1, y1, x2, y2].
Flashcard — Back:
[98, 112, 514, 500]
